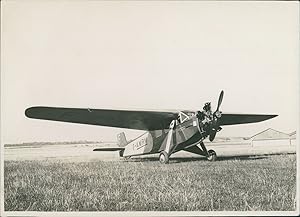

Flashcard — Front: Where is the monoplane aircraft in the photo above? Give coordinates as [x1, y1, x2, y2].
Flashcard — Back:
[25, 91, 277, 163]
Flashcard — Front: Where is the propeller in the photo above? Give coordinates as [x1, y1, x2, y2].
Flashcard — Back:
[209, 90, 224, 141]
[216, 90, 224, 113]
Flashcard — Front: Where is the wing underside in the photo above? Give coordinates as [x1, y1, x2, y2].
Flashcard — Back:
[220, 113, 277, 126]
[25, 107, 277, 130]
[25, 106, 178, 131]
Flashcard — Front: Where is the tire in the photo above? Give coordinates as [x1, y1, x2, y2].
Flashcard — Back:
[119, 150, 124, 157]
[207, 149, 217, 161]
[159, 151, 169, 164]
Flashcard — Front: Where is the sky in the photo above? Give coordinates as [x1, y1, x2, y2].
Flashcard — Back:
[1, 1, 299, 144]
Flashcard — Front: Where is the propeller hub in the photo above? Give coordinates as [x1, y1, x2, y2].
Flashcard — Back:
[215, 111, 222, 118]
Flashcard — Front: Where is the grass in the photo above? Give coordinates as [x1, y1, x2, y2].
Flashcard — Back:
[4, 154, 297, 211]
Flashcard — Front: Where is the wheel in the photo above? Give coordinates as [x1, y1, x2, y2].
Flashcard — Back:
[207, 149, 217, 161]
[159, 151, 169, 164]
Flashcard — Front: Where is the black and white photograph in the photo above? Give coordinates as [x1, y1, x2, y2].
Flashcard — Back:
[1, 1, 299, 216]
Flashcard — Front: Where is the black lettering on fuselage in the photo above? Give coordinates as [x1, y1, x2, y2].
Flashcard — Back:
[133, 137, 147, 150]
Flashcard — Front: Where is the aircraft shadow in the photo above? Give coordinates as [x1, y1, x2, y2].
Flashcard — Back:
[171, 155, 268, 163]
[125, 153, 294, 164]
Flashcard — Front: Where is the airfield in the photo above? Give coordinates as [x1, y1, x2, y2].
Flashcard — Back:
[4, 139, 297, 212]
[4, 138, 296, 162]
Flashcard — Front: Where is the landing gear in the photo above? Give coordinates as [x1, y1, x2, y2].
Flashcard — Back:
[185, 143, 217, 162]
[159, 120, 176, 164]
[207, 149, 217, 161]
[159, 151, 169, 164]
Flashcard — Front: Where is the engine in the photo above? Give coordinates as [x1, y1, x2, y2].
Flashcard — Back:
[197, 101, 222, 141]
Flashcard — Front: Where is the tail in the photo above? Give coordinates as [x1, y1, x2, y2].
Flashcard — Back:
[117, 132, 128, 147]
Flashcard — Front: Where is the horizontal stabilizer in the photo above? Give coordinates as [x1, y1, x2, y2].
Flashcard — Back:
[93, 147, 125, 152]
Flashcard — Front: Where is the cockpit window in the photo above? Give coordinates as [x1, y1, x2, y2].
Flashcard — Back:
[178, 111, 195, 123]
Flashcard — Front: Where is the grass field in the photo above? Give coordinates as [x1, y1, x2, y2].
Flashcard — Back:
[4, 154, 297, 211]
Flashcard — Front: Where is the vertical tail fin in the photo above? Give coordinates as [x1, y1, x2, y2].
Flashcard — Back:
[117, 132, 128, 147]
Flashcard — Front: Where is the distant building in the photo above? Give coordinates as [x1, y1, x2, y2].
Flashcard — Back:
[289, 131, 297, 146]
[249, 128, 293, 147]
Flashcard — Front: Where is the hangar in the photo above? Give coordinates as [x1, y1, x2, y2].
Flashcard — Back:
[289, 131, 297, 146]
[250, 128, 292, 147]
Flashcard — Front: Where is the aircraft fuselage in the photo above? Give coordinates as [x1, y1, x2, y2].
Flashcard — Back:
[122, 115, 203, 157]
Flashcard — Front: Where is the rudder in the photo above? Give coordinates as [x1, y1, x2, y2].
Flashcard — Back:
[117, 132, 128, 147]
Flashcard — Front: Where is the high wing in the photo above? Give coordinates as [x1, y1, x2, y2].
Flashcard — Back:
[219, 113, 277, 126]
[25, 106, 277, 130]
[25, 106, 178, 131]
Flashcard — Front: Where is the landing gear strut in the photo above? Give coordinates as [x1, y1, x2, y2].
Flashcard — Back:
[159, 120, 176, 164]
[185, 142, 218, 162]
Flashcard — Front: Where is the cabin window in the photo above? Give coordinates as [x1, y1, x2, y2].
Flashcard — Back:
[179, 112, 189, 123]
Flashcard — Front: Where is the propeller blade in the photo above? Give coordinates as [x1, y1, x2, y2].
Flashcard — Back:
[210, 90, 224, 141]
[216, 90, 224, 112]
[209, 130, 217, 142]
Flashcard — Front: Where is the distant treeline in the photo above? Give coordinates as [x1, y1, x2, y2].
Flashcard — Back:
[4, 140, 116, 147]
[5, 137, 248, 147]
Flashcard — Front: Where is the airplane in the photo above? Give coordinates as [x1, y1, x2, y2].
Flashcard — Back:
[25, 91, 277, 164]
